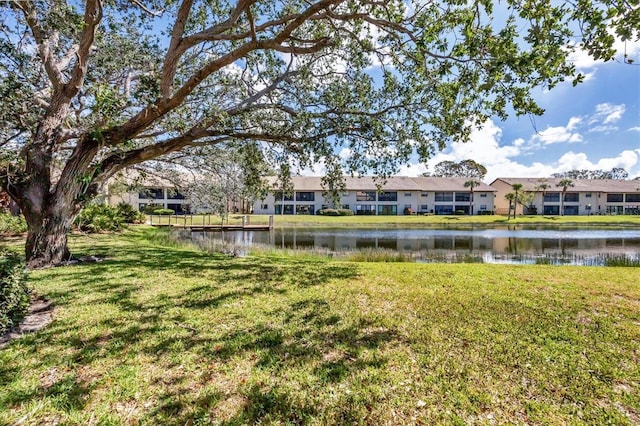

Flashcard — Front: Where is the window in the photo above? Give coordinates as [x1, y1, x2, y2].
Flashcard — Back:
[419, 204, 429, 212]
[543, 205, 560, 215]
[295, 205, 314, 215]
[274, 191, 293, 201]
[166, 189, 185, 199]
[434, 205, 453, 214]
[607, 205, 623, 215]
[167, 203, 188, 214]
[625, 193, 640, 202]
[356, 191, 376, 201]
[139, 187, 164, 200]
[455, 193, 471, 202]
[296, 192, 315, 202]
[420, 192, 429, 197]
[607, 193, 624, 203]
[480, 205, 487, 210]
[435, 192, 453, 202]
[564, 205, 579, 215]
[342, 204, 349, 210]
[275, 204, 294, 215]
[404, 192, 412, 197]
[356, 205, 376, 215]
[480, 193, 487, 198]
[377, 205, 398, 215]
[138, 203, 147, 212]
[261, 204, 268, 210]
[378, 191, 398, 202]
[585, 193, 592, 198]
[342, 191, 349, 196]
[543, 192, 560, 202]
[564, 193, 579, 202]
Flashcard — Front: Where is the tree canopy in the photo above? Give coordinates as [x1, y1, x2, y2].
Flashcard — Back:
[0, 0, 638, 268]
[431, 159, 488, 180]
[551, 168, 629, 180]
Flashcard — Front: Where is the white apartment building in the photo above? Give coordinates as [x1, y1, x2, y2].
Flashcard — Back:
[253, 176, 496, 216]
[491, 178, 640, 216]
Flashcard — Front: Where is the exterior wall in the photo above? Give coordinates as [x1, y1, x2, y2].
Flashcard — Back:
[492, 178, 640, 216]
[253, 187, 496, 216]
[107, 186, 190, 213]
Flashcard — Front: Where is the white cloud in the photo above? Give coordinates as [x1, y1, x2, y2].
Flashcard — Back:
[567, 116, 582, 130]
[592, 103, 625, 124]
[556, 150, 639, 172]
[535, 125, 583, 145]
[588, 125, 618, 133]
[628, 127, 640, 132]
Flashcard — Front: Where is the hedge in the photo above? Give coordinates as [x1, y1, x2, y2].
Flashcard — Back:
[0, 249, 29, 334]
[316, 208, 354, 216]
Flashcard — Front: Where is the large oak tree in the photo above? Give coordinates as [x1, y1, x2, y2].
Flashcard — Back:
[0, 0, 637, 268]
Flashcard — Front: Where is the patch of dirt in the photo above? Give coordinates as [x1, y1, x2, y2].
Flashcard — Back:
[0, 296, 55, 349]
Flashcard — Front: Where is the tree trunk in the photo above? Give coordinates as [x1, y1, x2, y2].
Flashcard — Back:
[22, 198, 78, 268]
[25, 215, 73, 269]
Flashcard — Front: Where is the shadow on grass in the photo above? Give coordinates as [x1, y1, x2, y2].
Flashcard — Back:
[1, 229, 401, 424]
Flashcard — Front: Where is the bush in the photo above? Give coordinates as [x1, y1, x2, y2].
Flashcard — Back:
[317, 209, 354, 216]
[403, 207, 413, 215]
[116, 203, 146, 223]
[75, 203, 125, 232]
[152, 208, 175, 215]
[455, 210, 465, 215]
[0, 249, 29, 334]
[143, 203, 164, 214]
[0, 212, 27, 234]
[337, 209, 354, 216]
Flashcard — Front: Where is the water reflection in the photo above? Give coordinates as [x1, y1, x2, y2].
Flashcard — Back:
[187, 227, 640, 266]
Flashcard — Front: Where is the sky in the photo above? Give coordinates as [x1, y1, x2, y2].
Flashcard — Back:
[395, 39, 640, 183]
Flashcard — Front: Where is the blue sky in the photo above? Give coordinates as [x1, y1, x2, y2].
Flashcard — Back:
[395, 39, 640, 183]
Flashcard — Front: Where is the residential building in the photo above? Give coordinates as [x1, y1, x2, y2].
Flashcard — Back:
[107, 183, 192, 214]
[253, 176, 496, 216]
[491, 178, 640, 216]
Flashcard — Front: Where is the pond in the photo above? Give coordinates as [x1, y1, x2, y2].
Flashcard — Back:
[184, 226, 640, 266]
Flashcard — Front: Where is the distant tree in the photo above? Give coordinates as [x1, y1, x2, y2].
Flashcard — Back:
[556, 179, 574, 216]
[518, 192, 535, 214]
[511, 183, 523, 215]
[464, 180, 481, 215]
[505, 193, 516, 220]
[536, 181, 550, 216]
[433, 160, 487, 180]
[551, 168, 629, 179]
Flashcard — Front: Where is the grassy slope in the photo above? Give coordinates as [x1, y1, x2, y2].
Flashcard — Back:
[1, 227, 639, 425]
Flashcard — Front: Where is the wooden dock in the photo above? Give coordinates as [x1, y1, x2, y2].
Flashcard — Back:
[149, 214, 274, 231]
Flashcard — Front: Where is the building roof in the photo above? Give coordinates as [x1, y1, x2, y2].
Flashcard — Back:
[265, 176, 496, 192]
[490, 178, 640, 193]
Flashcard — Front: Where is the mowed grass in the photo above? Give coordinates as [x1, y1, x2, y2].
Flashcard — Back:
[1, 227, 639, 425]
[149, 213, 640, 228]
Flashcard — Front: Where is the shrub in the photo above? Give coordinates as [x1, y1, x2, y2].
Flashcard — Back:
[455, 210, 465, 215]
[403, 207, 413, 215]
[152, 208, 175, 215]
[143, 203, 164, 214]
[0, 249, 29, 334]
[317, 209, 338, 216]
[316, 209, 353, 216]
[75, 203, 125, 232]
[337, 209, 354, 216]
[0, 212, 27, 234]
[116, 203, 146, 223]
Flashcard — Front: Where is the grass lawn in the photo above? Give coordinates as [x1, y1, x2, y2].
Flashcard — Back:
[148, 213, 640, 228]
[1, 227, 639, 424]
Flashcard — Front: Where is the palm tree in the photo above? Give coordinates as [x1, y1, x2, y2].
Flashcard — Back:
[536, 181, 549, 215]
[464, 180, 480, 215]
[511, 183, 523, 216]
[556, 179, 574, 216]
[505, 192, 516, 220]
